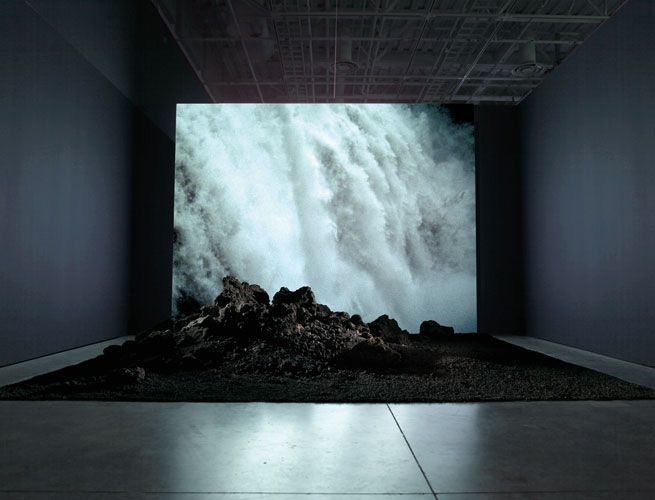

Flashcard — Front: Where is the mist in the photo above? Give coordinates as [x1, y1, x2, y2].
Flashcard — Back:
[174, 104, 476, 332]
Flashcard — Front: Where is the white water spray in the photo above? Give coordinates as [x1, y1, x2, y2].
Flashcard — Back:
[174, 104, 476, 332]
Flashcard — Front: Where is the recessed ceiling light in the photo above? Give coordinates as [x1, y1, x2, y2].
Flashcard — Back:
[512, 40, 544, 77]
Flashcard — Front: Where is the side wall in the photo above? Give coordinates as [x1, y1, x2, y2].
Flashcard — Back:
[0, 1, 133, 365]
[475, 106, 523, 336]
[0, 0, 207, 366]
[519, 0, 655, 366]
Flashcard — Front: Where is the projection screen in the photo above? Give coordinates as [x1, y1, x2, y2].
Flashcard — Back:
[173, 104, 476, 332]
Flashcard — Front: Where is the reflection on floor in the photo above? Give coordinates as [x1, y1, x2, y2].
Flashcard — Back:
[0, 400, 654, 498]
[496, 335, 655, 390]
[0, 336, 134, 388]
[1, 337, 654, 499]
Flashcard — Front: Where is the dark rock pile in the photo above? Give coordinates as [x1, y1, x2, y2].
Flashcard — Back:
[103, 276, 455, 382]
[6, 278, 655, 402]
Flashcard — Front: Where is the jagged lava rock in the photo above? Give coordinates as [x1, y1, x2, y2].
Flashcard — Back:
[335, 339, 402, 372]
[350, 314, 364, 326]
[368, 314, 410, 344]
[175, 291, 202, 317]
[420, 320, 455, 337]
[215, 276, 269, 309]
[272, 286, 315, 306]
[108, 366, 146, 385]
[99, 276, 454, 378]
[130, 277, 366, 371]
[103, 344, 122, 359]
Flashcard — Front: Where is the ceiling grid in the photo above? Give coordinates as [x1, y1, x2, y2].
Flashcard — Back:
[153, 0, 628, 104]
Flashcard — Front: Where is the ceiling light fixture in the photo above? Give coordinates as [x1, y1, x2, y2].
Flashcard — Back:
[512, 40, 545, 77]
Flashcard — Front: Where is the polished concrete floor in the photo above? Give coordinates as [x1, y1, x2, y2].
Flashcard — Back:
[1, 338, 655, 499]
[1, 400, 654, 499]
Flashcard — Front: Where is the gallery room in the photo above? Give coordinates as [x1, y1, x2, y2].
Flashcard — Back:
[0, 0, 653, 498]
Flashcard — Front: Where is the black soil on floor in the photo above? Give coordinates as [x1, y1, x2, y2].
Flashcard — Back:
[2, 277, 653, 403]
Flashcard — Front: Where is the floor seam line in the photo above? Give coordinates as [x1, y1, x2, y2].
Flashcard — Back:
[142, 492, 433, 496]
[386, 403, 438, 500]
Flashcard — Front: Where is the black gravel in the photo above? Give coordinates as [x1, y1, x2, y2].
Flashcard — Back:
[2, 334, 653, 402]
[4, 277, 653, 402]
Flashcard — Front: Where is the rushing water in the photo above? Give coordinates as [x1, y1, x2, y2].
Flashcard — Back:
[174, 104, 476, 332]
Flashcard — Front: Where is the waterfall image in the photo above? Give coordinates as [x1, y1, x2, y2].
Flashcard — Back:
[174, 103, 476, 332]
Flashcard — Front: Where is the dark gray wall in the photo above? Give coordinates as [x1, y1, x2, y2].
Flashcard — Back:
[0, 0, 132, 365]
[475, 106, 523, 336]
[519, 0, 655, 366]
[0, 0, 207, 366]
[27, 0, 209, 139]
